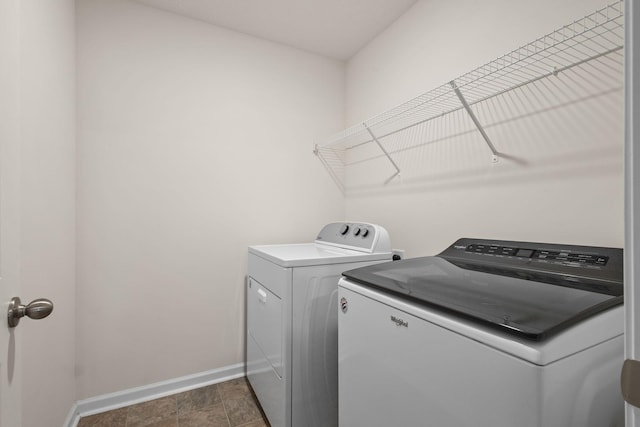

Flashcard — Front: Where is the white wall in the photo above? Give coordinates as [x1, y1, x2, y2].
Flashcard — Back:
[19, 1, 77, 426]
[345, 0, 624, 256]
[76, 0, 344, 398]
[74, 0, 624, 406]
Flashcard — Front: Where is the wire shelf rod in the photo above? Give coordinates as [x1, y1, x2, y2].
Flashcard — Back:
[338, 43, 621, 153]
[344, 82, 622, 169]
[320, 24, 622, 149]
[451, 6, 622, 90]
[455, 30, 622, 97]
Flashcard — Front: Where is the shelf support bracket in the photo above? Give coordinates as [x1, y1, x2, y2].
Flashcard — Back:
[450, 80, 499, 163]
[364, 124, 401, 185]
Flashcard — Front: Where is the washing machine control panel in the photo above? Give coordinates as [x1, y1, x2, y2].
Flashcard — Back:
[464, 243, 609, 266]
[315, 222, 391, 253]
[440, 238, 623, 296]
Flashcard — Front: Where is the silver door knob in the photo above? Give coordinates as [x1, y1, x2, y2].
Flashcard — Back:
[7, 297, 53, 328]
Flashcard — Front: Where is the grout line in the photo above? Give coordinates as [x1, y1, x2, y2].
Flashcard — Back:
[220, 387, 232, 427]
[174, 393, 179, 427]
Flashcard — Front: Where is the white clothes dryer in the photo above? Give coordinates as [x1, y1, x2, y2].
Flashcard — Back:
[338, 238, 624, 427]
[247, 222, 398, 427]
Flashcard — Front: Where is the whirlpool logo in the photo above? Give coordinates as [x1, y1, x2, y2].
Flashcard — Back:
[390, 315, 408, 327]
[340, 297, 348, 314]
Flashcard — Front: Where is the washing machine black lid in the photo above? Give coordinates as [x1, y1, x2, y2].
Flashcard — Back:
[342, 238, 623, 341]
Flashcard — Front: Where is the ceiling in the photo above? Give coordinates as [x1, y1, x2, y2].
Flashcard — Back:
[131, 0, 419, 60]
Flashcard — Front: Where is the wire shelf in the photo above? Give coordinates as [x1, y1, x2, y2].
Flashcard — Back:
[315, 0, 624, 193]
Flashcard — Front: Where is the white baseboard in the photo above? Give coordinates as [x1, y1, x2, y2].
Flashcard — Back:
[63, 403, 79, 427]
[64, 363, 245, 427]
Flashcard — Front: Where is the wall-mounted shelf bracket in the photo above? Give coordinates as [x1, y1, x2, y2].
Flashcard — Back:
[450, 80, 499, 163]
[364, 124, 401, 184]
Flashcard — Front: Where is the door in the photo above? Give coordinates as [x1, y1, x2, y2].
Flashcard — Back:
[0, 0, 22, 425]
[627, 0, 640, 426]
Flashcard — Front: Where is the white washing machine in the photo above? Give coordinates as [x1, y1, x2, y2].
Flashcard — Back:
[247, 222, 398, 427]
[338, 238, 624, 427]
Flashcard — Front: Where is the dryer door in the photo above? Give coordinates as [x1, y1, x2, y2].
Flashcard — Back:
[247, 278, 283, 376]
[246, 277, 286, 427]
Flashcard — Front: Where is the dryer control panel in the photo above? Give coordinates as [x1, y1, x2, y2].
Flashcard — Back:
[314, 222, 391, 253]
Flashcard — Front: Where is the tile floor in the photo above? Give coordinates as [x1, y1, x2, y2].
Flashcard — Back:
[77, 377, 270, 427]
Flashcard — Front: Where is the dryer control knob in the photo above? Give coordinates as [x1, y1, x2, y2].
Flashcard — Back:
[340, 224, 350, 235]
[361, 228, 370, 238]
[353, 227, 361, 236]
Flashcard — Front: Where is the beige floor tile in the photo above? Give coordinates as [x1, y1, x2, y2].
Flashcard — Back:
[235, 419, 269, 427]
[127, 395, 177, 427]
[217, 378, 252, 400]
[140, 417, 178, 427]
[77, 407, 127, 427]
[223, 396, 263, 427]
[176, 384, 221, 415]
[178, 403, 230, 427]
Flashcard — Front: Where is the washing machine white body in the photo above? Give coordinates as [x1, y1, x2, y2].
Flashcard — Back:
[247, 222, 395, 427]
[338, 281, 623, 427]
[337, 239, 625, 427]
